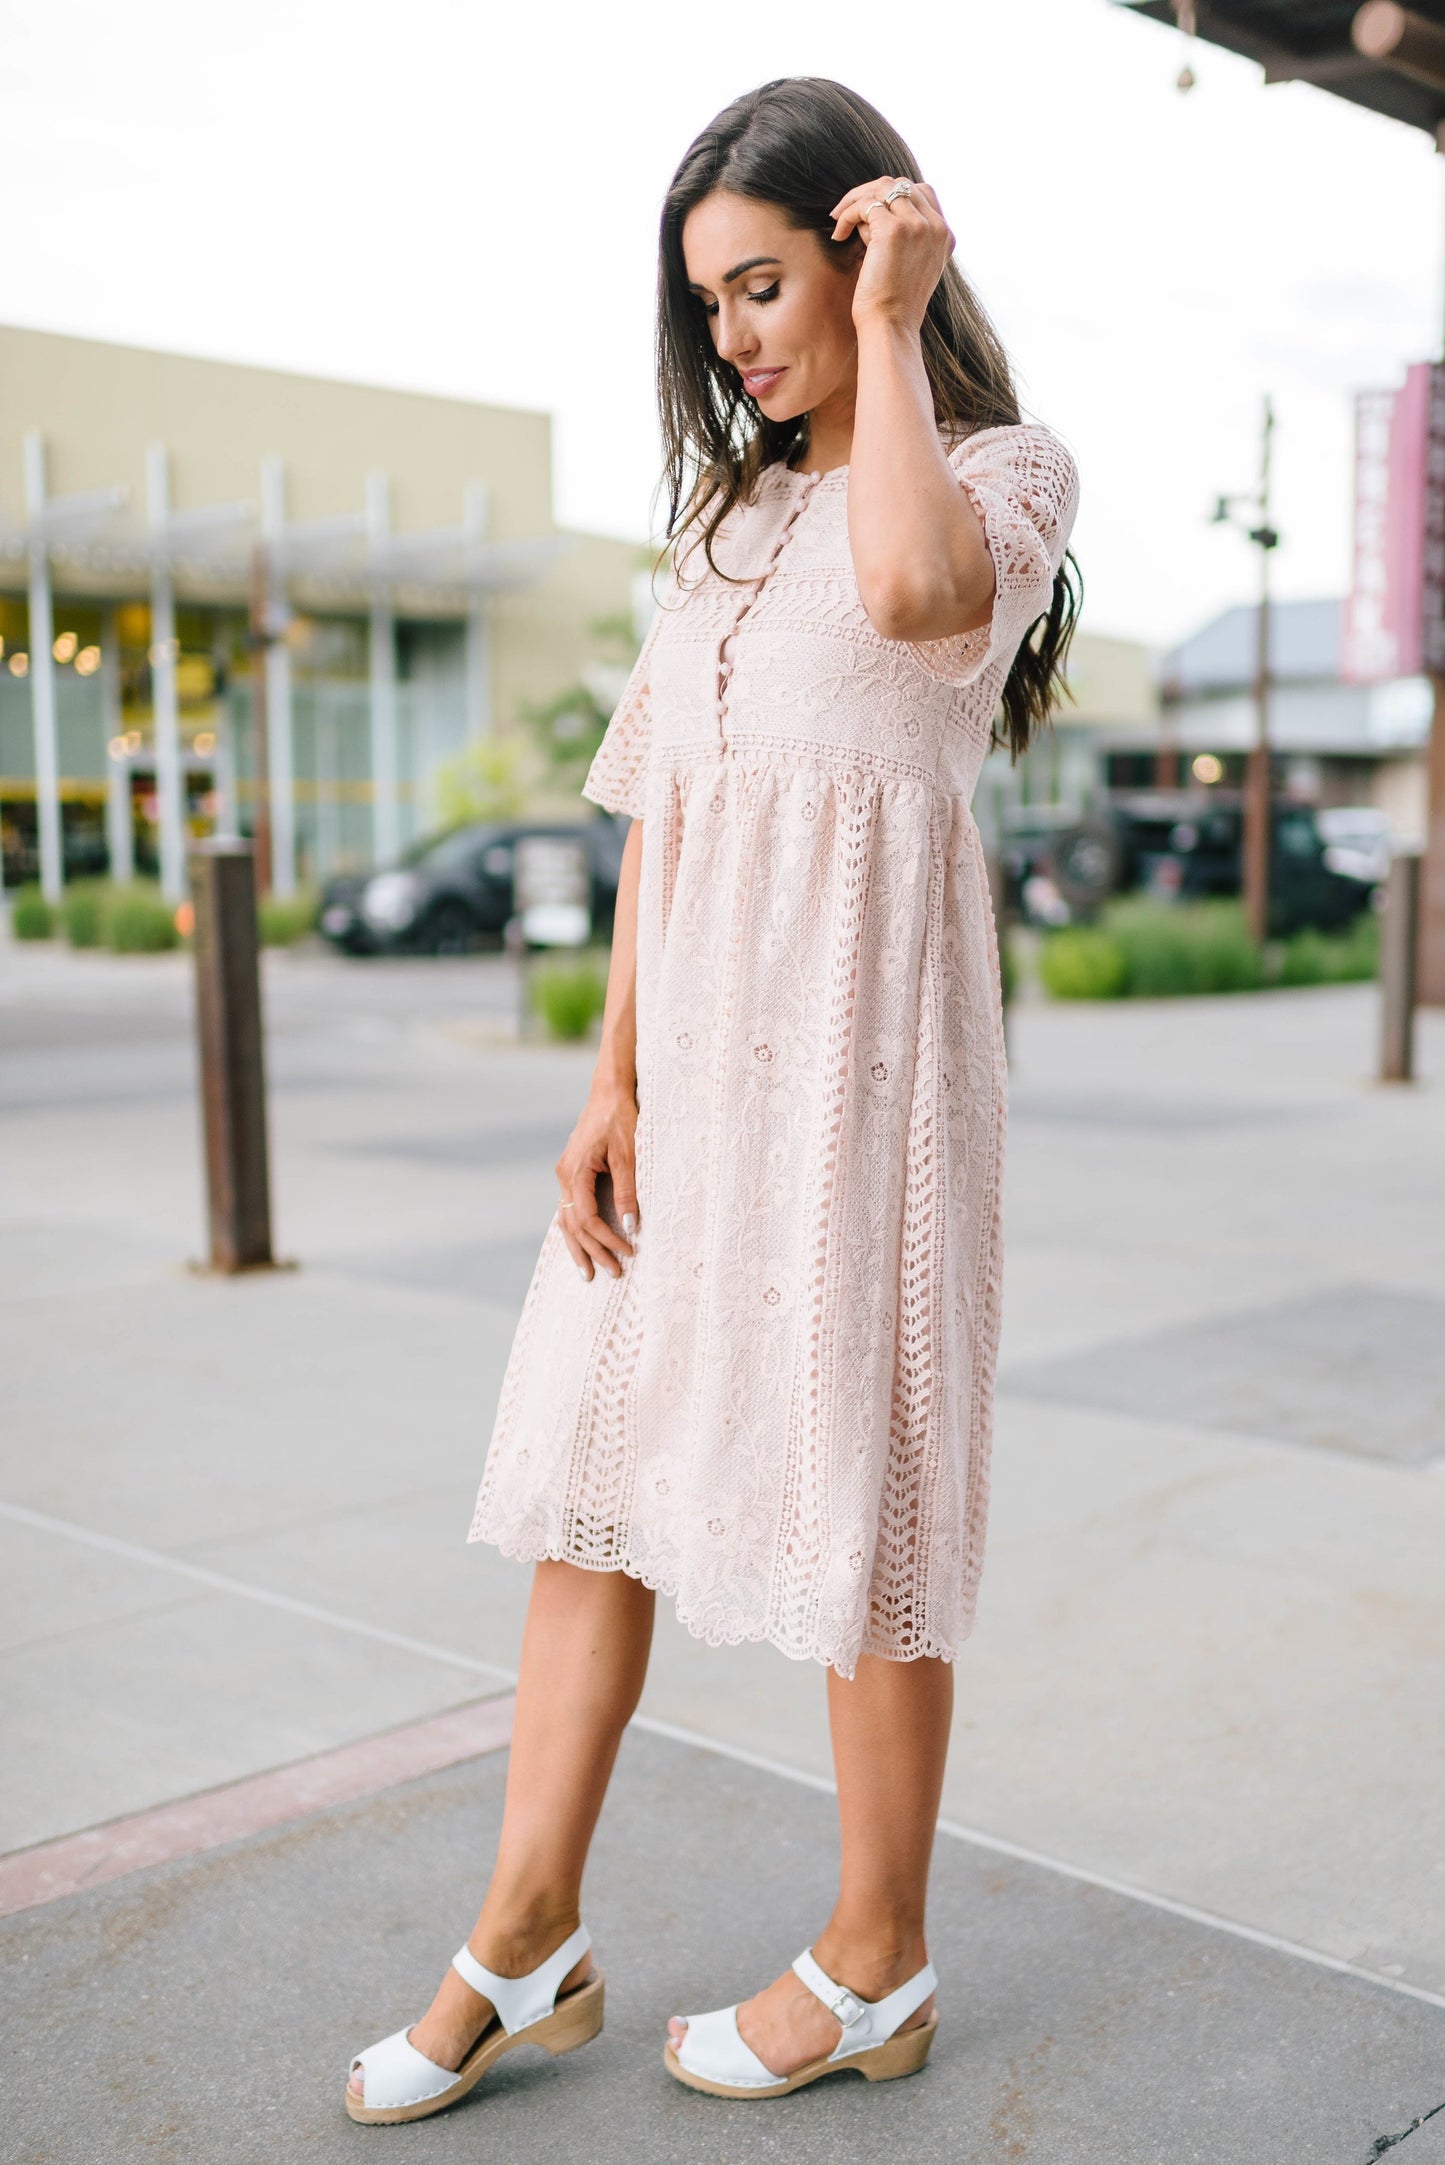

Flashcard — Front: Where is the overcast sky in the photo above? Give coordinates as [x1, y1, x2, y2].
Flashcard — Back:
[3, 0, 1442, 650]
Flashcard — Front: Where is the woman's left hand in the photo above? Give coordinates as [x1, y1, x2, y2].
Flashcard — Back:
[831, 177, 956, 336]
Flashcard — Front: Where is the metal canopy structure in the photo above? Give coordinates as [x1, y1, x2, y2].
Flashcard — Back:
[1121, 1, 1445, 139]
[0, 443, 569, 899]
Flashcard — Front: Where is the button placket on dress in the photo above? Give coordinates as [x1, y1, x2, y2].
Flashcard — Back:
[714, 469, 822, 754]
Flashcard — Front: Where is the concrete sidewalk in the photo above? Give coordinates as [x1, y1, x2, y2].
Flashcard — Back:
[5, 1723, 1444, 2165]
[2, 934, 1444, 2157]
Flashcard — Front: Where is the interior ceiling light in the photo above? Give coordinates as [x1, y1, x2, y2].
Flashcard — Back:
[1174, 0, 1198, 91]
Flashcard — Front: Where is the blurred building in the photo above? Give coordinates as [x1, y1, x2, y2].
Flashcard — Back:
[1146, 598, 1429, 840]
[1116, 1, 1445, 998]
[0, 325, 642, 897]
[976, 626, 1160, 838]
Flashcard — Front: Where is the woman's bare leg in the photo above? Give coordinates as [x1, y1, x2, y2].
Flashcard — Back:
[352, 1558, 654, 2092]
[666, 1650, 952, 2074]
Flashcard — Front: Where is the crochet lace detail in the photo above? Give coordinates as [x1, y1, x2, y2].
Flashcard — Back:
[472, 420, 1078, 1675]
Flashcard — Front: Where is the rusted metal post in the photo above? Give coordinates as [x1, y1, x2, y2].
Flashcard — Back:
[190, 839, 277, 1269]
[1380, 853, 1421, 1084]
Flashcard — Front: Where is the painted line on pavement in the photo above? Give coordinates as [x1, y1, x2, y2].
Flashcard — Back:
[0, 1695, 517, 1920]
[630, 1713, 1445, 2016]
[0, 1500, 514, 1683]
[7, 1500, 1444, 2016]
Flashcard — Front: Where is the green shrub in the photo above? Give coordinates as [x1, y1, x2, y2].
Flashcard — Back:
[105, 882, 179, 953]
[1000, 930, 1018, 1005]
[61, 880, 109, 949]
[1276, 928, 1332, 987]
[1327, 909, 1379, 983]
[1039, 926, 1128, 1000]
[258, 889, 317, 947]
[1105, 901, 1205, 998]
[1188, 901, 1266, 993]
[1270, 912, 1379, 988]
[1042, 894, 1381, 1003]
[1100, 896, 1256, 995]
[9, 885, 53, 940]
[530, 949, 608, 1040]
[1105, 899, 1263, 997]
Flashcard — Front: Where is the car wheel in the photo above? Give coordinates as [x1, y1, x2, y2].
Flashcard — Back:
[1052, 820, 1126, 912]
[423, 901, 477, 957]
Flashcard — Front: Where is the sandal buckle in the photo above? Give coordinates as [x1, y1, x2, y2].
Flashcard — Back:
[828, 1987, 866, 2026]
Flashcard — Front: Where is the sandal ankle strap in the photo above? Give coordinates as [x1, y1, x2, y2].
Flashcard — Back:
[791, 1946, 938, 2057]
[451, 1921, 591, 2034]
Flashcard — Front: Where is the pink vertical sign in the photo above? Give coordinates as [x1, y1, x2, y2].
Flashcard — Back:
[1342, 363, 1430, 683]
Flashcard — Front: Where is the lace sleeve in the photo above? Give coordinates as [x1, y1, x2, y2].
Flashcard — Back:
[579, 591, 668, 820]
[907, 422, 1080, 688]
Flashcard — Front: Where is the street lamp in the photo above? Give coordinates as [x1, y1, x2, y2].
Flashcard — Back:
[1211, 394, 1281, 946]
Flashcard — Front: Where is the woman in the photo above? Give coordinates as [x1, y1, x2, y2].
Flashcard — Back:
[346, 74, 1079, 2121]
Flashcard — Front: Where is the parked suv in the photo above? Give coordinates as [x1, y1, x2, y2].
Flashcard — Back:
[318, 815, 629, 956]
[1050, 791, 1378, 935]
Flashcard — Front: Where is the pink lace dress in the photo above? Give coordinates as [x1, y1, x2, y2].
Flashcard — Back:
[469, 422, 1080, 1676]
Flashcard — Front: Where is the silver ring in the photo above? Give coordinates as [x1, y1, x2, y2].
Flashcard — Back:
[557, 1201, 575, 1211]
[883, 181, 912, 204]
[864, 198, 888, 217]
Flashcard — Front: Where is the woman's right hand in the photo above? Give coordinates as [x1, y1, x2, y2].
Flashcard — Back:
[554, 1078, 639, 1281]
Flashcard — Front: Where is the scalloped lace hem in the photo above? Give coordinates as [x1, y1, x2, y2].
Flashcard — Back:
[466, 1518, 975, 1678]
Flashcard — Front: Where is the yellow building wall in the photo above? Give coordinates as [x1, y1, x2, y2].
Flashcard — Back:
[1062, 629, 1159, 729]
[0, 323, 641, 747]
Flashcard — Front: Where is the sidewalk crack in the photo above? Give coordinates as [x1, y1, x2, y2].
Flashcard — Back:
[1368, 2099, 1445, 2158]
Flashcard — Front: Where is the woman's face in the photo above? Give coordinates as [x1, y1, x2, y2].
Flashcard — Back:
[681, 190, 859, 425]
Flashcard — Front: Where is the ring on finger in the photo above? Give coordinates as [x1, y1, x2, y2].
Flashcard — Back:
[882, 180, 912, 204]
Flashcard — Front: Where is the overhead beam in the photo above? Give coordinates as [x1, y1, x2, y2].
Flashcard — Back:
[1262, 50, 1381, 88]
[1353, 3, 1445, 94]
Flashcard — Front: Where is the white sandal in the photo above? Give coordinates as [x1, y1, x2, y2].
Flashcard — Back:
[345, 1922, 604, 2125]
[664, 1944, 939, 2099]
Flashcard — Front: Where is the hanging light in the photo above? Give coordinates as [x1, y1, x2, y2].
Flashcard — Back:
[75, 645, 102, 677]
[53, 630, 79, 664]
[8, 652, 29, 677]
[1175, 0, 1198, 91]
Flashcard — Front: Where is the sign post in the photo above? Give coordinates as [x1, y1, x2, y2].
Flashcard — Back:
[1343, 362, 1445, 1002]
[505, 834, 593, 1039]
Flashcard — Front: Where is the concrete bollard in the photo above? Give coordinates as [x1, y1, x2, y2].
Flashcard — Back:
[188, 839, 278, 1270]
[1379, 852, 1421, 1086]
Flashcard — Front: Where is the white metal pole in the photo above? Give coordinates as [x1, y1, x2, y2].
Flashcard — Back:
[22, 432, 63, 903]
[464, 481, 493, 741]
[315, 696, 340, 881]
[101, 606, 133, 884]
[367, 469, 400, 867]
[146, 444, 186, 902]
[260, 457, 297, 898]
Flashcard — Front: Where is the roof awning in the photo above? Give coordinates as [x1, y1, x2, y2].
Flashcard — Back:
[1118, 2, 1445, 140]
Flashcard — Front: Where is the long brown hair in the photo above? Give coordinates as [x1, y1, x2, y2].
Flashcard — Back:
[656, 76, 1081, 759]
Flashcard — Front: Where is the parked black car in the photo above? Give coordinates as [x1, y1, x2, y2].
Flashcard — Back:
[318, 815, 629, 956]
[1050, 791, 1377, 936]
